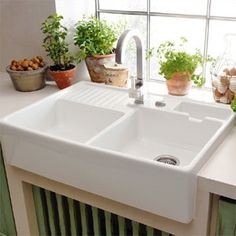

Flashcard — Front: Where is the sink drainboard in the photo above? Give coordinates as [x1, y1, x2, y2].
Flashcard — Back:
[154, 155, 180, 166]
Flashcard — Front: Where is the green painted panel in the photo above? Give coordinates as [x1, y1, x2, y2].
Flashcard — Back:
[162, 231, 171, 236]
[0, 146, 16, 236]
[80, 202, 88, 236]
[118, 215, 125, 236]
[67, 198, 77, 236]
[105, 211, 112, 235]
[45, 190, 57, 235]
[0, 233, 7, 236]
[55, 193, 67, 236]
[132, 220, 139, 236]
[92, 206, 100, 236]
[32, 185, 175, 236]
[147, 226, 154, 236]
[217, 197, 236, 236]
[32, 186, 49, 236]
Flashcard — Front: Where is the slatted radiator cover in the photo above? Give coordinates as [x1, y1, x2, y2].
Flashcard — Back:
[33, 186, 172, 236]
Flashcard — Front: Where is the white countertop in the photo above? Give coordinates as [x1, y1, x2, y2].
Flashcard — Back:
[198, 125, 236, 199]
[0, 72, 58, 117]
[0, 72, 235, 199]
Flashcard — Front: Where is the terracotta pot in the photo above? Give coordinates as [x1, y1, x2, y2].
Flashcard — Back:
[166, 72, 192, 96]
[103, 65, 129, 87]
[85, 54, 115, 83]
[48, 65, 76, 89]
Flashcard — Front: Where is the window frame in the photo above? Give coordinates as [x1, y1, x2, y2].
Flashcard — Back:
[95, 0, 236, 86]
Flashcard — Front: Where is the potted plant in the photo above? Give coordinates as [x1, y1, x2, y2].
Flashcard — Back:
[231, 97, 236, 112]
[74, 16, 118, 83]
[147, 37, 211, 96]
[41, 14, 76, 89]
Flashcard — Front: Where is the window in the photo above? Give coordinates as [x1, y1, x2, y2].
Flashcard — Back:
[95, 0, 236, 87]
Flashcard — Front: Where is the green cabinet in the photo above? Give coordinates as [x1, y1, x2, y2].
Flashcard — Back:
[217, 197, 236, 236]
[32, 186, 173, 236]
[0, 147, 16, 236]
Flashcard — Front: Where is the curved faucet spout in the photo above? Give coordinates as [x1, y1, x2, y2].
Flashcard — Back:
[115, 30, 145, 104]
[115, 29, 144, 82]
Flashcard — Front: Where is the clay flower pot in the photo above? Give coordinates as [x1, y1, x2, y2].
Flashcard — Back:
[166, 72, 192, 96]
[85, 54, 115, 83]
[48, 65, 76, 89]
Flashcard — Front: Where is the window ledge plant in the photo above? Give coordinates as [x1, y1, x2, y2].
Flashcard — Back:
[41, 14, 77, 89]
[74, 16, 118, 83]
[147, 37, 213, 96]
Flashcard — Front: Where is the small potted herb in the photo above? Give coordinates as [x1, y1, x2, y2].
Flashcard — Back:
[41, 14, 76, 89]
[74, 16, 118, 83]
[147, 37, 212, 95]
[231, 97, 236, 112]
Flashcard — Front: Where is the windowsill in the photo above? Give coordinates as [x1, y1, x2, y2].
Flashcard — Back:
[145, 80, 231, 108]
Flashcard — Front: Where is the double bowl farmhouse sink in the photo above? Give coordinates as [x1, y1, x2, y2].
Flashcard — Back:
[0, 81, 234, 223]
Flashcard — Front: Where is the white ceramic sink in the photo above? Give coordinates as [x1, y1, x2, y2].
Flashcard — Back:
[90, 107, 223, 166]
[0, 81, 234, 223]
[4, 98, 124, 143]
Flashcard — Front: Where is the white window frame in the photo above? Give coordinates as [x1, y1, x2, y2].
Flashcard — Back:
[94, 0, 236, 86]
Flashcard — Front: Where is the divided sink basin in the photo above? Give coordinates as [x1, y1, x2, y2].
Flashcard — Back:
[174, 101, 233, 120]
[0, 81, 234, 223]
[90, 107, 222, 167]
[5, 98, 124, 143]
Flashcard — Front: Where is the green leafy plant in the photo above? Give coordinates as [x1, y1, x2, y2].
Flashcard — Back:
[147, 37, 213, 87]
[41, 14, 76, 70]
[231, 97, 236, 112]
[74, 16, 118, 60]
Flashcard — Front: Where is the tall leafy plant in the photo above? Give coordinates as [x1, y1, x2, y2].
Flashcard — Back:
[41, 14, 75, 70]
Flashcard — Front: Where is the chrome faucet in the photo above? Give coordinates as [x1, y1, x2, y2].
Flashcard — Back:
[115, 29, 145, 104]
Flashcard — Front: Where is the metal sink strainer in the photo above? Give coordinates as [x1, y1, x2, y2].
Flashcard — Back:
[154, 155, 180, 166]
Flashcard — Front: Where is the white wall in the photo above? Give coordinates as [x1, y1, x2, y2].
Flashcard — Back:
[55, 0, 95, 81]
[55, 0, 95, 24]
[0, 0, 95, 80]
[0, 0, 56, 71]
[0, 0, 2, 68]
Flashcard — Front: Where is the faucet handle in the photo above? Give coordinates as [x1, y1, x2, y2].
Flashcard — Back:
[129, 77, 137, 98]
[129, 76, 144, 104]
[135, 78, 143, 89]
[130, 76, 143, 89]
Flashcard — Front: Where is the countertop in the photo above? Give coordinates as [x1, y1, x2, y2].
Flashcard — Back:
[0, 72, 235, 200]
[0, 72, 58, 117]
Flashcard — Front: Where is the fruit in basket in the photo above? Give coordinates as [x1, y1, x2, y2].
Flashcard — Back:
[9, 56, 45, 71]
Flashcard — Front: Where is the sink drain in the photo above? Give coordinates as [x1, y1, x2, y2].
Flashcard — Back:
[154, 155, 180, 166]
[155, 101, 166, 107]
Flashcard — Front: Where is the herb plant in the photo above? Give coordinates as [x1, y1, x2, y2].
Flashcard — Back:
[41, 14, 75, 70]
[231, 97, 236, 112]
[147, 37, 212, 87]
[74, 16, 117, 60]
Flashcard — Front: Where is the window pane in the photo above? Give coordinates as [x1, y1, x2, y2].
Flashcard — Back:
[99, 0, 147, 11]
[211, 0, 236, 17]
[150, 16, 205, 80]
[205, 20, 236, 87]
[208, 20, 236, 58]
[151, 0, 207, 15]
[100, 13, 147, 78]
